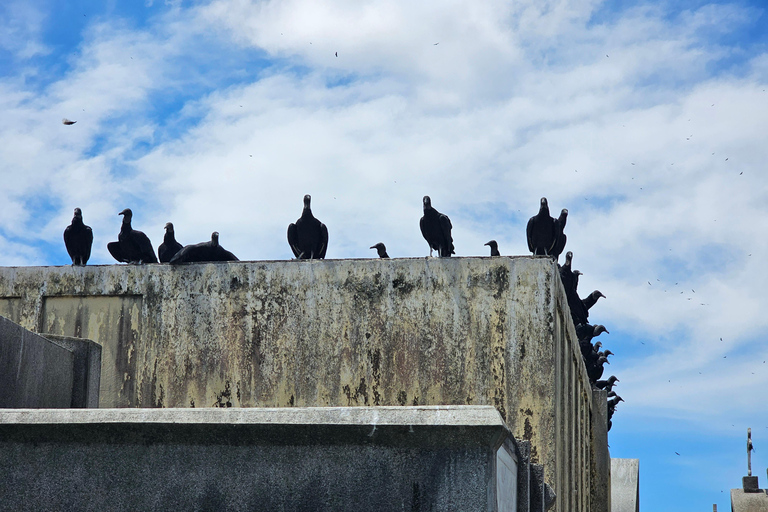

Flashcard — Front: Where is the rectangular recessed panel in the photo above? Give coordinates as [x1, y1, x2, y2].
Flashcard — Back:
[41, 296, 142, 408]
[0, 298, 23, 326]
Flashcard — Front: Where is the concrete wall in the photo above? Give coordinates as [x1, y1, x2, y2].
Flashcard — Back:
[0, 406, 516, 512]
[0, 257, 601, 511]
[611, 459, 639, 512]
[0, 315, 73, 407]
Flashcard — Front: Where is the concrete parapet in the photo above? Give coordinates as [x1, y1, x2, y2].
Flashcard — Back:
[0, 405, 517, 512]
[0, 316, 74, 408]
[0, 257, 603, 511]
[611, 458, 639, 512]
[731, 488, 768, 511]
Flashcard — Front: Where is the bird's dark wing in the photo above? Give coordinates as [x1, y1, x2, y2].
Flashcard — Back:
[134, 231, 158, 263]
[318, 223, 328, 259]
[287, 223, 301, 258]
[214, 246, 239, 262]
[526, 217, 535, 253]
[107, 241, 126, 263]
[63, 226, 75, 261]
[419, 216, 430, 247]
[438, 214, 454, 257]
[83, 227, 93, 264]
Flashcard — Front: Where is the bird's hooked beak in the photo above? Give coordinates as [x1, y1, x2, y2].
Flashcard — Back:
[370, 245, 376, 249]
[164, 223, 172, 230]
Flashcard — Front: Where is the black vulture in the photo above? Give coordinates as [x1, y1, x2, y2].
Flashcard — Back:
[287, 195, 328, 259]
[170, 232, 239, 264]
[551, 208, 568, 261]
[484, 240, 500, 256]
[158, 222, 184, 263]
[419, 196, 454, 257]
[560, 251, 589, 325]
[63, 207, 93, 266]
[576, 323, 609, 344]
[587, 354, 610, 382]
[107, 208, 158, 264]
[526, 197, 557, 256]
[582, 290, 606, 311]
[594, 376, 619, 392]
[370, 243, 389, 258]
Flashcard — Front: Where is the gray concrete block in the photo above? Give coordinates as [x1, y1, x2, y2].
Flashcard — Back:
[731, 488, 768, 511]
[0, 315, 74, 408]
[0, 406, 517, 512]
[40, 334, 101, 408]
[611, 458, 639, 512]
[592, 389, 611, 512]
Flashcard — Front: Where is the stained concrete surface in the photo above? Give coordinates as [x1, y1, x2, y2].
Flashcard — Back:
[610, 458, 639, 512]
[0, 257, 602, 511]
[0, 406, 516, 512]
[0, 315, 73, 408]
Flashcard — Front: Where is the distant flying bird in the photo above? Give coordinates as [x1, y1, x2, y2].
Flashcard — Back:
[287, 194, 328, 259]
[62, 118, 76, 125]
[63, 207, 93, 266]
[484, 240, 500, 256]
[107, 208, 158, 264]
[335, 52, 338, 57]
[433, 42, 439, 45]
[158, 222, 183, 263]
[420, 196, 454, 257]
[527, 197, 557, 256]
[370, 243, 389, 258]
[170, 232, 238, 264]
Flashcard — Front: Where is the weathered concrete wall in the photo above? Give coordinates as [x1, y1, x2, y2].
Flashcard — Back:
[611, 458, 639, 512]
[0, 256, 599, 511]
[0, 406, 516, 512]
[0, 315, 74, 408]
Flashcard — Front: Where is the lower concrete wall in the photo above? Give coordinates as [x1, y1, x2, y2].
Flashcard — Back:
[41, 335, 101, 408]
[0, 316, 73, 408]
[0, 406, 516, 512]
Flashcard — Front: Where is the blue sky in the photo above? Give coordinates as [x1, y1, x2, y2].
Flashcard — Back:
[2, 0, 768, 508]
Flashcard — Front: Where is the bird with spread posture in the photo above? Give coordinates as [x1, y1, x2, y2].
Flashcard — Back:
[370, 243, 389, 258]
[63, 207, 93, 266]
[484, 240, 500, 256]
[287, 195, 328, 259]
[170, 232, 238, 264]
[420, 196, 454, 257]
[107, 208, 158, 264]
[527, 197, 557, 256]
[158, 222, 184, 263]
[551, 208, 568, 261]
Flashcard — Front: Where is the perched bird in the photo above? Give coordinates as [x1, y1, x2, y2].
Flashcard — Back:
[170, 232, 239, 264]
[587, 354, 610, 382]
[158, 222, 183, 263]
[419, 196, 454, 257]
[576, 323, 609, 344]
[551, 208, 568, 261]
[107, 208, 158, 264]
[62, 118, 77, 125]
[370, 243, 389, 258]
[287, 195, 328, 259]
[595, 376, 619, 392]
[63, 207, 93, 266]
[484, 240, 500, 256]
[607, 395, 624, 410]
[560, 251, 589, 325]
[582, 290, 606, 311]
[527, 197, 557, 256]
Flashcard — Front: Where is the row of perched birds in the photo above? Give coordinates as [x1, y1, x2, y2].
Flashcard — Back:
[532, 200, 624, 432]
[64, 193, 624, 426]
[64, 194, 487, 265]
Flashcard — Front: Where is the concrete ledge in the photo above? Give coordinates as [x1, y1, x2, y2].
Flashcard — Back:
[0, 405, 519, 512]
[0, 404, 510, 426]
[731, 488, 768, 511]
